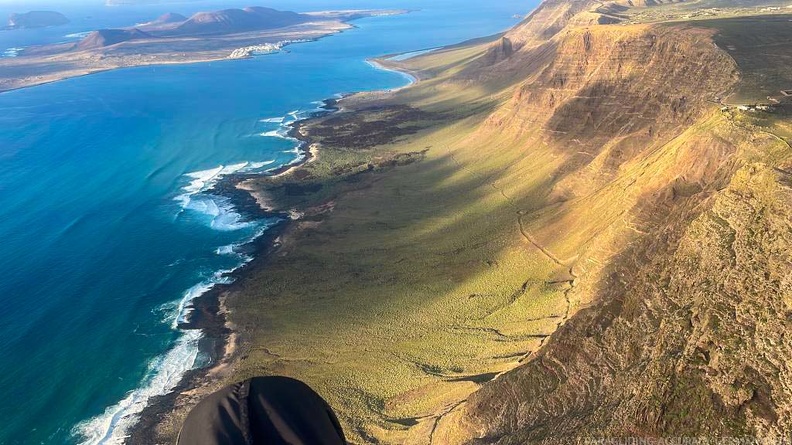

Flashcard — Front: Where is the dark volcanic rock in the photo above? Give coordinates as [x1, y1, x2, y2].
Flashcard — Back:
[170, 6, 309, 36]
[77, 28, 153, 50]
[7, 11, 69, 29]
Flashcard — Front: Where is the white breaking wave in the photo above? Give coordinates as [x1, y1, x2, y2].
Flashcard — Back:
[259, 117, 284, 123]
[174, 165, 224, 208]
[72, 329, 202, 445]
[72, 97, 334, 444]
[247, 160, 276, 170]
[73, 256, 254, 443]
[214, 220, 276, 258]
[260, 129, 287, 139]
[174, 161, 275, 231]
[2, 47, 23, 58]
[172, 270, 234, 329]
[215, 244, 237, 255]
[185, 194, 253, 231]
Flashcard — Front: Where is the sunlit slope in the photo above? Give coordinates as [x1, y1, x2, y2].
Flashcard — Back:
[440, 111, 792, 441]
[433, 12, 792, 445]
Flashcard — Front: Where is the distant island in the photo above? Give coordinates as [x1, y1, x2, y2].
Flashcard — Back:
[5, 11, 69, 30]
[107, 6, 314, 39]
[0, 7, 406, 92]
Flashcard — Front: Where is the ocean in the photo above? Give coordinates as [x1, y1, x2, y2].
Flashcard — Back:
[0, 1, 533, 443]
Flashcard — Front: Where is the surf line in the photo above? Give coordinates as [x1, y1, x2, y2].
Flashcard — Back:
[71, 98, 346, 445]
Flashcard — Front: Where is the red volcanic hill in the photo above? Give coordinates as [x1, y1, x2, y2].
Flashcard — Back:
[170, 6, 309, 36]
[151, 12, 188, 25]
[77, 28, 153, 50]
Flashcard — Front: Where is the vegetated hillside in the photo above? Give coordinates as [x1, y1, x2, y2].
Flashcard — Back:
[170, 7, 309, 36]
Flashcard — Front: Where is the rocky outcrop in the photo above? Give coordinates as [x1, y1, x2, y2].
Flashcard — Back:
[7, 11, 69, 29]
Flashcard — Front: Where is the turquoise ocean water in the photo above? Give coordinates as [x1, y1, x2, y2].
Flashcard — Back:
[0, 1, 534, 443]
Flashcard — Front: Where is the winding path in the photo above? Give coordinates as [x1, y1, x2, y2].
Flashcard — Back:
[422, 151, 580, 444]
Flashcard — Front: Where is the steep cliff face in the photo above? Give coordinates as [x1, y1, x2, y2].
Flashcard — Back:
[427, 4, 792, 444]
[438, 148, 792, 442]
[505, 0, 600, 49]
[487, 24, 736, 190]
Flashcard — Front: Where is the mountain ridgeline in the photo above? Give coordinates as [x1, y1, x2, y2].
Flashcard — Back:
[149, 13, 188, 25]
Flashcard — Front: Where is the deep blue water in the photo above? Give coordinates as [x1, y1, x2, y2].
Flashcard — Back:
[0, 1, 534, 443]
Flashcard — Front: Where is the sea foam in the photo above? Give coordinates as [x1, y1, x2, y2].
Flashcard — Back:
[2, 48, 23, 58]
[72, 329, 202, 445]
[260, 129, 292, 140]
[172, 270, 234, 329]
[73, 257, 252, 444]
[74, 100, 327, 444]
[175, 161, 275, 231]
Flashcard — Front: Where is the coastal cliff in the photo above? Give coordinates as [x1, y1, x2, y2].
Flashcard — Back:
[140, 0, 792, 442]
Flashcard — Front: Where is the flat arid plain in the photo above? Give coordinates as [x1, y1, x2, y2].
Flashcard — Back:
[129, 0, 792, 443]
